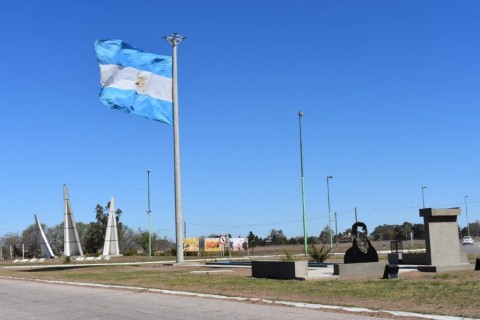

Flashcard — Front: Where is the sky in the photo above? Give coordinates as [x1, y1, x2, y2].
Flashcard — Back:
[1, 1, 479, 241]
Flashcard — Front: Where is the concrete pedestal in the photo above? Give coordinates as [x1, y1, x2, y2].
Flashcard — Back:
[251, 261, 308, 280]
[333, 262, 385, 277]
[419, 208, 462, 267]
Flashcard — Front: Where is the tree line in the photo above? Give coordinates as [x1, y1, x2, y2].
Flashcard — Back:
[247, 220, 480, 248]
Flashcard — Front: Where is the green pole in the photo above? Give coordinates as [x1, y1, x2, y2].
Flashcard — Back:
[147, 169, 152, 259]
[298, 111, 308, 256]
[327, 176, 333, 249]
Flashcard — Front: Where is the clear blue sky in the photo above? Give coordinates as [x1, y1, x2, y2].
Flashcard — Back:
[1, 1, 479, 241]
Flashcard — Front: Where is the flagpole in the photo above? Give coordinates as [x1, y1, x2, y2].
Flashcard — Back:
[163, 33, 186, 263]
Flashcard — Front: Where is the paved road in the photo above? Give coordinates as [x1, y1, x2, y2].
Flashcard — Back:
[460, 241, 480, 254]
[0, 278, 397, 320]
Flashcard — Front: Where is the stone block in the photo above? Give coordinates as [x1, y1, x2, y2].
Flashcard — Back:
[333, 262, 385, 277]
[251, 261, 308, 280]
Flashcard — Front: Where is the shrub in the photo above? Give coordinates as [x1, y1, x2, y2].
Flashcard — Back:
[280, 250, 295, 262]
[307, 244, 331, 262]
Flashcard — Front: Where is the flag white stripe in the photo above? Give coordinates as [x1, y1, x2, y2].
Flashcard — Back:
[100, 64, 172, 102]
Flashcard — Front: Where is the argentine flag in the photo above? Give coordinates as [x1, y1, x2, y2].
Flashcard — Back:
[95, 39, 173, 125]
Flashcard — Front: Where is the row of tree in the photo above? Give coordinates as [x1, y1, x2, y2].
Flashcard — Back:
[246, 220, 480, 248]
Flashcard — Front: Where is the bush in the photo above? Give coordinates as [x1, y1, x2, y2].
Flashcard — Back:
[307, 244, 331, 262]
[122, 249, 138, 256]
[280, 250, 295, 262]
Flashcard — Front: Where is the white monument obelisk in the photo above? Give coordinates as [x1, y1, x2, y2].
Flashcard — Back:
[63, 184, 83, 256]
[34, 214, 55, 258]
[102, 197, 120, 256]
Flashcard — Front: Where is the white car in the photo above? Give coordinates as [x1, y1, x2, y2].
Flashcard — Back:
[462, 236, 474, 245]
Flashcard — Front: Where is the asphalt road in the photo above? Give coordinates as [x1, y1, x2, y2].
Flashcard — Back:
[460, 241, 480, 254]
[0, 278, 396, 320]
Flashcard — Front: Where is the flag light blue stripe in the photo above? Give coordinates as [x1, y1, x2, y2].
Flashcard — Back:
[95, 39, 173, 124]
[99, 87, 173, 123]
[96, 40, 172, 78]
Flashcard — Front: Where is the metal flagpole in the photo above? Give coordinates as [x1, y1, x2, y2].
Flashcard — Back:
[163, 33, 186, 263]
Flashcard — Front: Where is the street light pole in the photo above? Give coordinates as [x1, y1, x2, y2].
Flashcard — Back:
[421, 186, 427, 208]
[164, 33, 186, 263]
[327, 176, 333, 249]
[147, 169, 152, 259]
[465, 195, 470, 236]
[298, 111, 308, 256]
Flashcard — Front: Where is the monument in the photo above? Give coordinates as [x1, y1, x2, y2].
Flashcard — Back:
[414, 207, 469, 272]
[395, 208, 471, 271]
[63, 184, 84, 256]
[334, 222, 384, 277]
[34, 214, 55, 258]
[102, 197, 120, 256]
[344, 222, 379, 264]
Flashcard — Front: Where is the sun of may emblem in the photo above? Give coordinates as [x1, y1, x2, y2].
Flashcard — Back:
[135, 73, 148, 90]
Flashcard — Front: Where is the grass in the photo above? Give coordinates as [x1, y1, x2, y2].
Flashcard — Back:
[1, 258, 480, 318]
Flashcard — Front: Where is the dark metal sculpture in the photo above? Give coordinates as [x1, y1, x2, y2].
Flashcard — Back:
[344, 222, 379, 264]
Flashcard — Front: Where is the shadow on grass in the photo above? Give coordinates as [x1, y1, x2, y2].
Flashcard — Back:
[20, 265, 97, 272]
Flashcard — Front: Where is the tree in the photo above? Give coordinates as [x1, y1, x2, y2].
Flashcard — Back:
[411, 224, 425, 240]
[319, 225, 331, 244]
[400, 221, 413, 241]
[84, 222, 104, 254]
[307, 236, 319, 244]
[288, 237, 301, 245]
[120, 226, 139, 254]
[0, 232, 22, 259]
[46, 223, 64, 255]
[156, 235, 174, 253]
[21, 224, 40, 258]
[462, 221, 480, 237]
[268, 229, 287, 245]
[247, 231, 259, 253]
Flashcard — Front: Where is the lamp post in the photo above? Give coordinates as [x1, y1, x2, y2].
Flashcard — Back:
[147, 169, 152, 258]
[164, 33, 186, 263]
[465, 195, 470, 236]
[298, 111, 308, 256]
[421, 186, 427, 208]
[327, 176, 333, 249]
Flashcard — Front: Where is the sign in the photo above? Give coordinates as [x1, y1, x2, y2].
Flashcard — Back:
[204, 238, 222, 252]
[219, 235, 226, 244]
[183, 238, 199, 252]
[229, 238, 248, 251]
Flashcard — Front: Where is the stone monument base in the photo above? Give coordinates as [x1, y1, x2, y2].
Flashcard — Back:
[333, 262, 386, 277]
[417, 264, 473, 273]
[251, 261, 308, 280]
